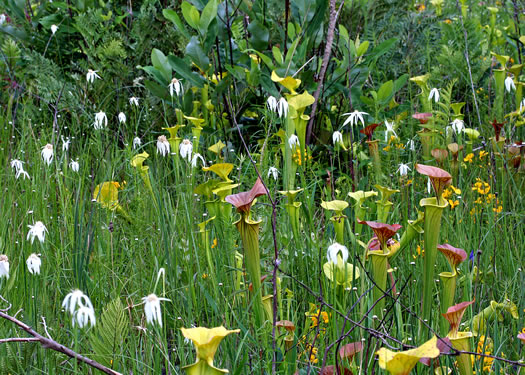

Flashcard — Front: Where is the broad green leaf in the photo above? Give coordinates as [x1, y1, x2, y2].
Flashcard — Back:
[356, 40, 369, 57]
[199, 0, 218, 35]
[338, 25, 349, 43]
[163, 9, 191, 39]
[248, 20, 269, 50]
[151, 48, 171, 82]
[272, 46, 283, 65]
[168, 55, 206, 88]
[181, 1, 200, 30]
[377, 80, 394, 105]
[186, 36, 210, 71]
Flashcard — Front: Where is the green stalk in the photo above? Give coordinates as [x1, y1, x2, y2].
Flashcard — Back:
[331, 215, 345, 244]
[369, 250, 389, 320]
[235, 214, 264, 327]
[449, 333, 473, 375]
[439, 271, 457, 336]
[366, 140, 382, 182]
[420, 197, 448, 326]
[285, 202, 301, 240]
[493, 69, 505, 122]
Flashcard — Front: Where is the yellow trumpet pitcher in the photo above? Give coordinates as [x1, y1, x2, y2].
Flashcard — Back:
[181, 326, 240, 374]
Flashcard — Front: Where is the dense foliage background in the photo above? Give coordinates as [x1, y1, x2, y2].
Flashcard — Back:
[0, 0, 524, 374]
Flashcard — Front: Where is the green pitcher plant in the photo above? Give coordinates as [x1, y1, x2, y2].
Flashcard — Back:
[181, 326, 240, 374]
[376, 335, 440, 375]
[358, 219, 402, 319]
[442, 300, 475, 375]
[437, 244, 467, 336]
[374, 184, 399, 223]
[323, 242, 360, 289]
[278, 189, 303, 241]
[416, 164, 452, 326]
[321, 200, 349, 244]
[225, 178, 268, 327]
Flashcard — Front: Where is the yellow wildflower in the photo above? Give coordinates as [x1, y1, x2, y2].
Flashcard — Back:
[449, 200, 459, 209]
[479, 150, 489, 159]
[464, 153, 474, 163]
[493, 205, 502, 213]
[211, 238, 218, 249]
[442, 189, 452, 200]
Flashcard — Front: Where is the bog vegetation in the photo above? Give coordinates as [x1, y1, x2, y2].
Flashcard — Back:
[0, 0, 524, 374]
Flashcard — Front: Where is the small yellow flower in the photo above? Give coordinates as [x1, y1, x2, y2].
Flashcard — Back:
[464, 153, 474, 163]
[450, 185, 462, 195]
[442, 189, 452, 200]
[211, 238, 218, 249]
[449, 200, 459, 209]
[444, 19, 452, 24]
[493, 205, 502, 213]
[479, 150, 489, 159]
[202, 273, 208, 279]
[383, 145, 391, 152]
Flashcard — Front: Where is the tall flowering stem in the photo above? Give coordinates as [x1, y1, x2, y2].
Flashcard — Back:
[225, 178, 267, 327]
[416, 164, 452, 326]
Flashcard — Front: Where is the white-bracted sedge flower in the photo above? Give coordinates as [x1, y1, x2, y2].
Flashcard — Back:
[268, 166, 279, 180]
[142, 293, 170, 327]
[93, 111, 107, 130]
[397, 163, 411, 176]
[86, 69, 101, 84]
[50, 24, 58, 35]
[0, 255, 9, 279]
[157, 135, 170, 157]
[179, 139, 193, 161]
[41, 144, 54, 165]
[428, 87, 440, 103]
[342, 110, 368, 127]
[191, 153, 205, 168]
[62, 136, 70, 152]
[267, 96, 277, 112]
[133, 136, 141, 149]
[118, 112, 126, 124]
[27, 221, 48, 244]
[75, 305, 96, 328]
[288, 134, 300, 149]
[384, 120, 397, 142]
[69, 160, 79, 172]
[427, 178, 432, 194]
[168, 78, 183, 97]
[26, 253, 41, 275]
[277, 97, 288, 118]
[450, 119, 464, 134]
[327, 243, 349, 264]
[62, 289, 94, 315]
[16, 168, 30, 180]
[10, 159, 24, 172]
[505, 76, 515, 93]
[129, 97, 139, 106]
[332, 131, 343, 145]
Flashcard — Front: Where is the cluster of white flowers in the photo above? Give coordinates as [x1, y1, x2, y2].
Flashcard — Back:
[62, 290, 96, 328]
[342, 110, 368, 127]
[267, 96, 288, 118]
[26, 253, 41, 275]
[168, 78, 183, 97]
[93, 111, 108, 130]
[0, 255, 9, 279]
[27, 221, 48, 244]
[327, 243, 348, 264]
[41, 144, 54, 165]
[10, 158, 30, 180]
[142, 294, 170, 327]
[156, 136, 170, 157]
[428, 88, 440, 103]
[179, 139, 193, 161]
